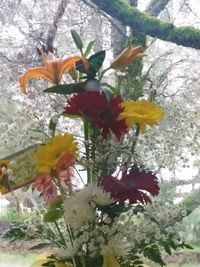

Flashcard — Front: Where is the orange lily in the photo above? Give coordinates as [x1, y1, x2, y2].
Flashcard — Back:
[19, 55, 89, 94]
[110, 45, 145, 70]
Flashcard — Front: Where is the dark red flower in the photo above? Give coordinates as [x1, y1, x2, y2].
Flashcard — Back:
[64, 91, 128, 140]
[101, 168, 159, 204]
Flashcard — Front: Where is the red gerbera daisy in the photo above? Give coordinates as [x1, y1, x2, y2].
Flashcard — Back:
[64, 91, 128, 140]
[101, 168, 159, 204]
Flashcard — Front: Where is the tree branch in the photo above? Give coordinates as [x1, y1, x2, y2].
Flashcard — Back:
[46, 0, 69, 49]
[146, 0, 170, 16]
[89, 0, 200, 49]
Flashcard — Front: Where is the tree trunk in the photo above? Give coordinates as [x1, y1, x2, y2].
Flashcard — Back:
[90, 0, 200, 49]
[46, 0, 69, 50]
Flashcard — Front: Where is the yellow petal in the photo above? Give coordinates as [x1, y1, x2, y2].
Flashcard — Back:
[55, 263, 73, 267]
[31, 259, 50, 267]
[102, 254, 121, 267]
[19, 67, 53, 94]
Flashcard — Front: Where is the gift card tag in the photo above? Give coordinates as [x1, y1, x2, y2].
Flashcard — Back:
[0, 145, 38, 195]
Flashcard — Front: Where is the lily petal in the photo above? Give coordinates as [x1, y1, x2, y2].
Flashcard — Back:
[110, 45, 145, 70]
[62, 55, 88, 72]
[19, 67, 53, 94]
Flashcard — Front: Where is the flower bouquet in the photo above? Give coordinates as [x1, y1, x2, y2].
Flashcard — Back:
[1, 31, 191, 267]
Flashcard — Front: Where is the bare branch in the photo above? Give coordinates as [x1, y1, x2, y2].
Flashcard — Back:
[46, 0, 70, 49]
[146, 0, 171, 17]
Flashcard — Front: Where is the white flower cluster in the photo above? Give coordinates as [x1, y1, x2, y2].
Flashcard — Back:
[63, 184, 131, 257]
[64, 184, 115, 230]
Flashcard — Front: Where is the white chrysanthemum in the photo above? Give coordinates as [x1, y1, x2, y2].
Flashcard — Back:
[101, 235, 131, 257]
[77, 183, 115, 206]
[51, 244, 77, 259]
[64, 197, 95, 230]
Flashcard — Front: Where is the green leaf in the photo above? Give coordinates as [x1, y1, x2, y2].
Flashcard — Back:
[71, 30, 83, 51]
[143, 243, 165, 266]
[101, 82, 120, 95]
[183, 243, 193, 249]
[88, 50, 106, 73]
[43, 82, 87, 95]
[48, 116, 58, 137]
[120, 254, 144, 267]
[42, 261, 55, 267]
[43, 209, 63, 223]
[76, 50, 106, 78]
[48, 196, 63, 210]
[84, 40, 94, 56]
[163, 242, 172, 255]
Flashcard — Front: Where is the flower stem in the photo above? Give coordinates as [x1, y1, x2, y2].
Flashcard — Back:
[84, 120, 91, 183]
[99, 67, 111, 81]
[130, 123, 140, 154]
[54, 221, 66, 246]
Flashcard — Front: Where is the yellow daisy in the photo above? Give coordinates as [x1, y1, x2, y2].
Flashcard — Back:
[35, 133, 78, 173]
[102, 253, 120, 267]
[31, 252, 73, 267]
[119, 99, 164, 133]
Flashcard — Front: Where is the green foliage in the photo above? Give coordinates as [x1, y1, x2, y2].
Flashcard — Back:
[91, 0, 200, 49]
[43, 196, 64, 223]
[181, 207, 200, 246]
[182, 189, 200, 214]
[76, 50, 106, 79]
[71, 30, 83, 51]
[4, 226, 27, 241]
[43, 82, 87, 94]
[120, 254, 144, 267]
[143, 243, 165, 266]
[161, 234, 193, 255]
[169, 26, 200, 49]
[84, 40, 95, 57]
[0, 208, 36, 222]
[43, 209, 63, 223]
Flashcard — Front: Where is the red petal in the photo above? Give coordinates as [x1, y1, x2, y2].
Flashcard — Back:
[101, 168, 159, 204]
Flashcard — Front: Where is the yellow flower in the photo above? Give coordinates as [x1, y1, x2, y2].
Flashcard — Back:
[102, 253, 121, 267]
[19, 54, 89, 94]
[35, 133, 78, 173]
[31, 252, 73, 267]
[55, 263, 73, 267]
[0, 160, 9, 180]
[110, 45, 145, 70]
[119, 99, 164, 133]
